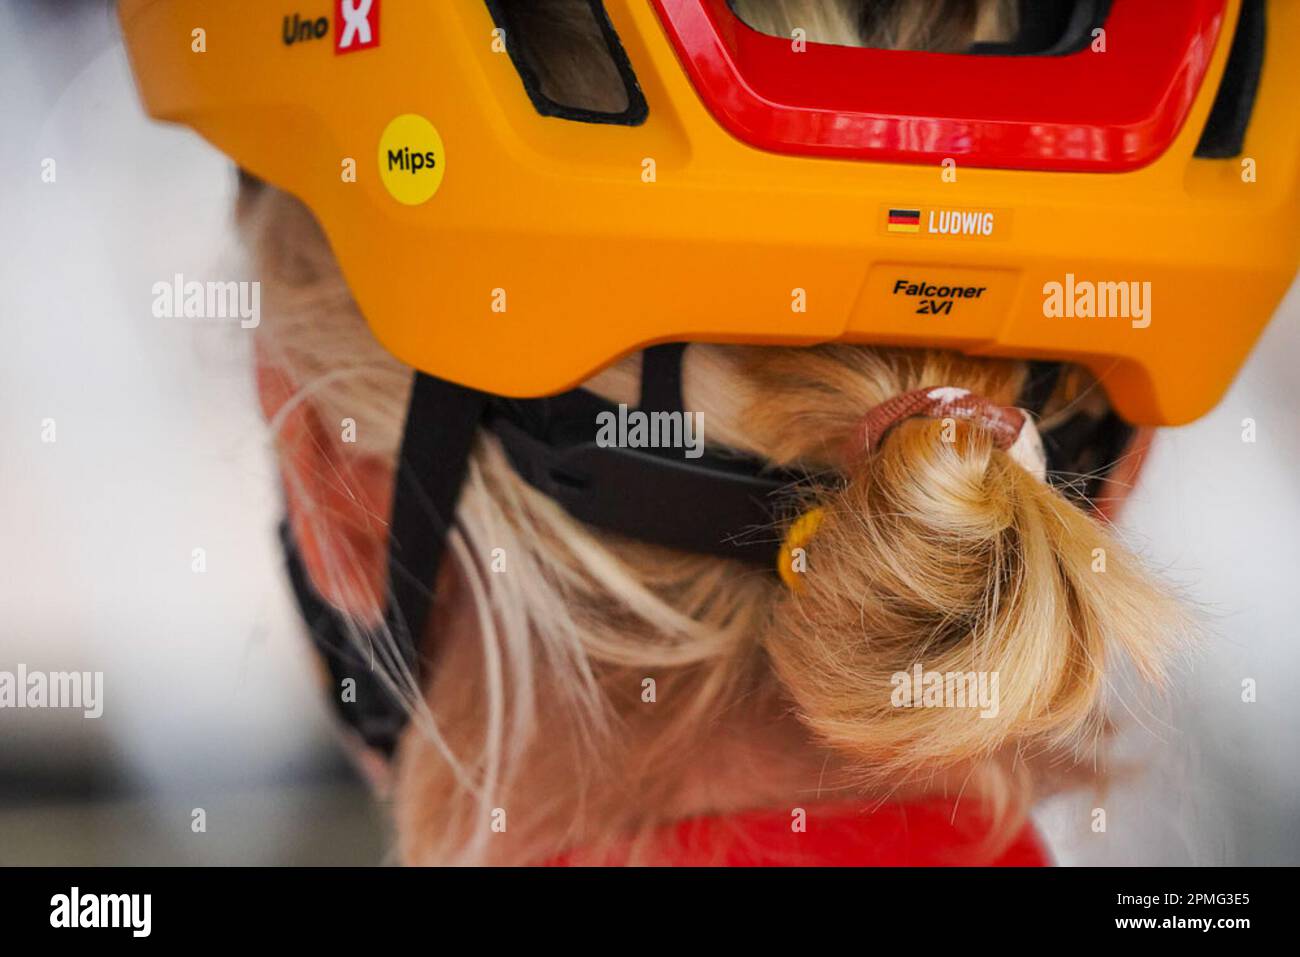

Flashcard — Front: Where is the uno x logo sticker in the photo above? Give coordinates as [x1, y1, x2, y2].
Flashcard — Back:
[335, 0, 379, 54]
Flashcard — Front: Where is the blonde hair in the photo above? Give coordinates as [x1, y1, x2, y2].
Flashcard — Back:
[737, 0, 1017, 50]
[242, 0, 1187, 865]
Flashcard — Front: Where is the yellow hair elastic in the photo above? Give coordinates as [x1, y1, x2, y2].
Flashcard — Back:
[777, 507, 825, 591]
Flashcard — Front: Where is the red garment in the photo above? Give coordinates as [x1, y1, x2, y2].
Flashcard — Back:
[549, 801, 1050, 867]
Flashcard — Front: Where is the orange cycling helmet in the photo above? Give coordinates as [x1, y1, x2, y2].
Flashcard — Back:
[120, 0, 1297, 755]
[120, 0, 1297, 426]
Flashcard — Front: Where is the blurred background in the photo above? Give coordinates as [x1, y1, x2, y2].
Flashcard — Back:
[1, 0, 1296, 865]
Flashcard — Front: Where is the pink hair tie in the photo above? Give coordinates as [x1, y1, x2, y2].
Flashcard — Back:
[859, 386, 1047, 480]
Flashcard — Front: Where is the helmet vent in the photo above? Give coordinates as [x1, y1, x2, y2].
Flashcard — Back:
[484, 0, 648, 126]
[1195, 0, 1265, 160]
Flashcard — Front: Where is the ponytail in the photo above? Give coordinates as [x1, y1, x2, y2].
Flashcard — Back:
[765, 412, 1185, 782]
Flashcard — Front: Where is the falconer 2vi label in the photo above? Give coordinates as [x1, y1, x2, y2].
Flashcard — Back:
[855, 264, 1019, 339]
[378, 114, 446, 206]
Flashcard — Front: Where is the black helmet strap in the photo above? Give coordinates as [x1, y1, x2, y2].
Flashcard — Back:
[280, 350, 1121, 758]
[281, 345, 794, 756]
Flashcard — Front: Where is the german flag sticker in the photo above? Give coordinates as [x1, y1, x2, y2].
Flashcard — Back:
[887, 208, 921, 233]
